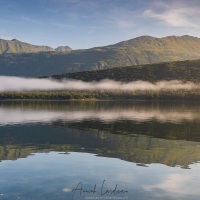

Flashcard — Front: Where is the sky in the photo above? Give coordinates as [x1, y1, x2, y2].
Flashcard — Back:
[0, 0, 200, 49]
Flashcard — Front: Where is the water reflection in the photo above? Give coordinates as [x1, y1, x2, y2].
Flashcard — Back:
[1, 124, 200, 169]
[0, 101, 200, 169]
[1, 101, 200, 199]
[0, 151, 200, 200]
[1, 101, 200, 125]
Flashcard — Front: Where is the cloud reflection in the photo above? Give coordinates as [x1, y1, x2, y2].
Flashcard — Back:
[0, 106, 199, 126]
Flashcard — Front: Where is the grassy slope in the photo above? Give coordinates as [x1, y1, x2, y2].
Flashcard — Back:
[0, 39, 55, 54]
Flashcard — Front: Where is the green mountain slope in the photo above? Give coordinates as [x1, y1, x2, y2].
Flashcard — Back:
[1, 35, 200, 76]
[0, 39, 72, 54]
[49, 59, 200, 83]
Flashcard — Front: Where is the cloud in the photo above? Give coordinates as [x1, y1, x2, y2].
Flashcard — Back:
[115, 19, 136, 29]
[143, 1, 200, 28]
[21, 15, 76, 30]
[143, 9, 190, 27]
[21, 16, 43, 25]
[48, 22, 76, 29]
[107, 8, 137, 29]
[0, 76, 199, 92]
[143, 173, 200, 198]
[62, 188, 71, 193]
[87, 26, 103, 34]
[0, 34, 12, 40]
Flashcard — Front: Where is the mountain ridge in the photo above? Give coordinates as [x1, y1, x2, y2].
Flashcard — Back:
[1, 35, 200, 77]
[0, 38, 72, 54]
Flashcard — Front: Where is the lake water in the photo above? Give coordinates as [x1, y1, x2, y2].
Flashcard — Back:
[0, 101, 200, 200]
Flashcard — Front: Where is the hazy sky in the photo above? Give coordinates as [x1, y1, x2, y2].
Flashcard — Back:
[0, 0, 199, 49]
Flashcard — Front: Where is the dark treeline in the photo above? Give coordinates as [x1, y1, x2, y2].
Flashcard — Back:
[47, 59, 200, 82]
[1, 89, 200, 100]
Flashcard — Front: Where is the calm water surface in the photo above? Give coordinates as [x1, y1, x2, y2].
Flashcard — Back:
[0, 101, 200, 200]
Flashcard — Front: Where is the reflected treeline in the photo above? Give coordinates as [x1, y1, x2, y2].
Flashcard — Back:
[1, 100, 200, 111]
[63, 120, 200, 141]
[1, 101, 200, 168]
[0, 123, 200, 169]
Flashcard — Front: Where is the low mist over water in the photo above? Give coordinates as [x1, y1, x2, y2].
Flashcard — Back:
[0, 76, 199, 92]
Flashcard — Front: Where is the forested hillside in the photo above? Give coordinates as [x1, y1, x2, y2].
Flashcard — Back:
[49, 59, 200, 83]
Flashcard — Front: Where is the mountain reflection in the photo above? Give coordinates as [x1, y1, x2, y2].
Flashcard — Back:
[0, 101, 200, 169]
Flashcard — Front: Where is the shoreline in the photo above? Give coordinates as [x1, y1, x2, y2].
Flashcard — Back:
[1, 90, 200, 102]
[0, 98, 200, 103]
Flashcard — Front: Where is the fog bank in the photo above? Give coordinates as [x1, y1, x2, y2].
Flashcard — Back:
[0, 76, 199, 92]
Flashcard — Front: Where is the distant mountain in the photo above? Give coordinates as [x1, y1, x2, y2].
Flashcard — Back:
[55, 46, 72, 52]
[0, 39, 72, 54]
[1, 35, 200, 77]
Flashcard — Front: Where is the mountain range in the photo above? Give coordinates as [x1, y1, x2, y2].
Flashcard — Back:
[0, 39, 72, 54]
[1, 35, 200, 77]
